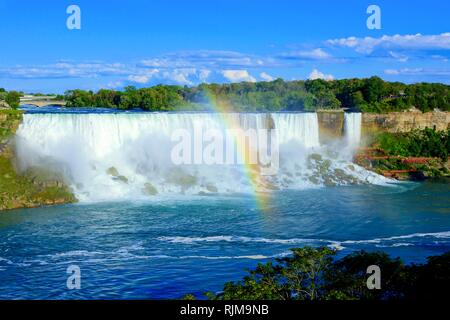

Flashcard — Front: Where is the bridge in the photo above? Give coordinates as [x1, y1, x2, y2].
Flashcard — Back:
[20, 95, 66, 107]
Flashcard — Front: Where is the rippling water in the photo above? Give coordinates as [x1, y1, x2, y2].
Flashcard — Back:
[0, 181, 449, 299]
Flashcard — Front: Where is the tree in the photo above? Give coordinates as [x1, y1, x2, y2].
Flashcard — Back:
[363, 76, 385, 103]
[281, 247, 335, 300]
[326, 251, 405, 300]
[5, 91, 21, 109]
[65, 89, 94, 107]
[351, 91, 366, 109]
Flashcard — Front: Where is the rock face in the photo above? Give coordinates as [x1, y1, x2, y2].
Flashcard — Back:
[0, 110, 76, 211]
[361, 111, 450, 136]
[0, 111, 22, 155]
[315, 110, 450, 143]
[316, 110, 345, 144]
[0, 101, 11, 110]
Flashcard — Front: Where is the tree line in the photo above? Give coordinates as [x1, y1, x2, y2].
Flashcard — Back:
[64, 77, 450, 113]
[4, 76, 450, 112]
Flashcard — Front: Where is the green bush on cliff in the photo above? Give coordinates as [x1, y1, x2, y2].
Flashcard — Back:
[0, 110, 23, 142]
[0, 89, 21, 109]
[5, 91, 21, 109]
[0, 110, 76, 210]
[376, 128, 450, 160]
[0, 154, 76, 210]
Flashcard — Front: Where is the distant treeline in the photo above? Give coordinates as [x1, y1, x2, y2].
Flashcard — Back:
[3, 77, 447, 112]
[63, 77, 450, 113]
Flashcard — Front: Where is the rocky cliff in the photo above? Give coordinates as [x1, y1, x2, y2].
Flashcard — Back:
[317, 110, 450, 143]
[0, 110, 76, 211]
[0, 110, 21, 154]
[361, 111, 450, 136]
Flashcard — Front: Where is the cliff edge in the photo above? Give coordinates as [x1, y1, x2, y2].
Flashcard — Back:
[0, 110, 76, 211]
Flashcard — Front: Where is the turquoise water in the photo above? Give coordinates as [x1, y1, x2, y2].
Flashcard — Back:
[0, 181, 449, 299]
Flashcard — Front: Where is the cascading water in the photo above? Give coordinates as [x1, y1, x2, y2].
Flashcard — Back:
[15, 112, 388, 202]
[344, 113, 362, 147]
[270, 113, 320, 148]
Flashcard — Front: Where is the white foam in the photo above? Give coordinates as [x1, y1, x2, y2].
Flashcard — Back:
[341, 231, 450, 245]
[157, 235, 320, 245]
[158, 231, 450, 247]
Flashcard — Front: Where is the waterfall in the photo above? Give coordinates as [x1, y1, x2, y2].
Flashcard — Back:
[344, 113, 362, 147]
[15, 112, 386, 201]
[271, 113, 320, 148]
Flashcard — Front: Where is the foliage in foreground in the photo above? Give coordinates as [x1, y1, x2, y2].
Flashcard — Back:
[189, 247, 450, 300]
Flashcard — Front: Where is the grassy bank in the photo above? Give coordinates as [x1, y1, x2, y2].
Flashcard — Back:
[0, 110, 76, 211]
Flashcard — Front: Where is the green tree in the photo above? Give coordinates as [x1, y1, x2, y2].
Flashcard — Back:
[363, 76, 385, 103]
[351, 91, 366, 109]
[281, 247, 335, 300]
[5, 91, 21, 109]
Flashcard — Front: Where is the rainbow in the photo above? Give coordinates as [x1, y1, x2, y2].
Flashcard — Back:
[201, 89, 272, 212]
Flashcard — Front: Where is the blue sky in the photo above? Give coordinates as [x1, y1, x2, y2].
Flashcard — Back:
[0, 0, 449, 93]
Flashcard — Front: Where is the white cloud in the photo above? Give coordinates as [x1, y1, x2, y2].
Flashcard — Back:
[308, 69, 334, 81]
[0, 62, 130, 79]
[140, 58, 191, 68]
[128, 75, 151, 84]
[280, 48, 332, 60]
[198, 69, 211, 82]
[161, 68, 197, 85]
[140, 50, 277, 69]
[431, 55, 449, 62]
[221, 70, 256, 82]
[127, 69, 159, 84]
[327, 33, 450, 54]
[388, 51, 409, 62]
[260, 72, 274, 81]
[106, 81, 123, 89]
[384, 68, 450, 76]
[127, 68, 208, 85]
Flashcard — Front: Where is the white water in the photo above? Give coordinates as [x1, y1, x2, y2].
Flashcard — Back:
[344, 113, 362, 147]
[15, 112, 389, 202]
[271, 113, 320, 148]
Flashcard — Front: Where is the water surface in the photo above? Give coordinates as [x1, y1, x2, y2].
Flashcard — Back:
[0, 181, 449, 299]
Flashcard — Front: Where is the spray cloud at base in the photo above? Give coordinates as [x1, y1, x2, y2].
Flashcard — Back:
[14, 112, 391, 203]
